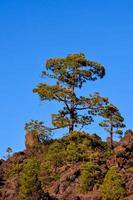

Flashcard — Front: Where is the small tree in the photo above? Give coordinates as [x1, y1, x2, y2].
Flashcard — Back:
[99, 104, 125, 149]
[33, 53, 108, 133]
[100, 166, 126, 200]
[24, 120, 51, 143]
[5, 147, 13, 159]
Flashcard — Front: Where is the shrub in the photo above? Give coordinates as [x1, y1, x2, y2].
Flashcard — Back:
[19, 158, 41, 199]
[100, 166, 126, 200]
[79, 162, 101, 193]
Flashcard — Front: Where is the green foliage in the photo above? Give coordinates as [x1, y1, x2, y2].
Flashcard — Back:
[79, 162, 101, 193]
[19, 159, 41, 199]
[33, 53, 108, 133]
[100, 166, 126, 200]
[25, 120, 51, 143]
[45, 53, 105, 84]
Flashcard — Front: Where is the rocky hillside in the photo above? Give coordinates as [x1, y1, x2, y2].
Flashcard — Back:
[0, 130, 133, 200]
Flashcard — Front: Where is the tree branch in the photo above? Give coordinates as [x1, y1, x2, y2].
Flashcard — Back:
[76, 106, 90, 110]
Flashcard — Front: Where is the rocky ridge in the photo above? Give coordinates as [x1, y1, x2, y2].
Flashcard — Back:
[0, 130, 132, 200]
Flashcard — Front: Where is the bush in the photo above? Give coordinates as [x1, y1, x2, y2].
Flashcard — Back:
[100, 166, 126, 200]
[19, 158, 41, 199]
[79, 162, 101, 193]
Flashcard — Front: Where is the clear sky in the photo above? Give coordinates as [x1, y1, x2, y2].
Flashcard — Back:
[0, 0, 133, 158]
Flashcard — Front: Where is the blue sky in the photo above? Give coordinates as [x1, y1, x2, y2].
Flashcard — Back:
[0, 0, 133, 158]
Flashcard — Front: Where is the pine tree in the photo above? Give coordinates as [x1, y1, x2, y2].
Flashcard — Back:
[33, 53, 108, 133]
[99, 104, 125, 149]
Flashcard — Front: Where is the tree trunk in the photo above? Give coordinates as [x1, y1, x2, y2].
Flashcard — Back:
[69, 84, 75, 133]
[110, 125, 113, 149]
[69, 111, 74, 133]
[69, 125, 74, 132]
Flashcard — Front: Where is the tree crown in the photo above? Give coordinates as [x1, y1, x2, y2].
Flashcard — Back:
[43, 53, 105, 88]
